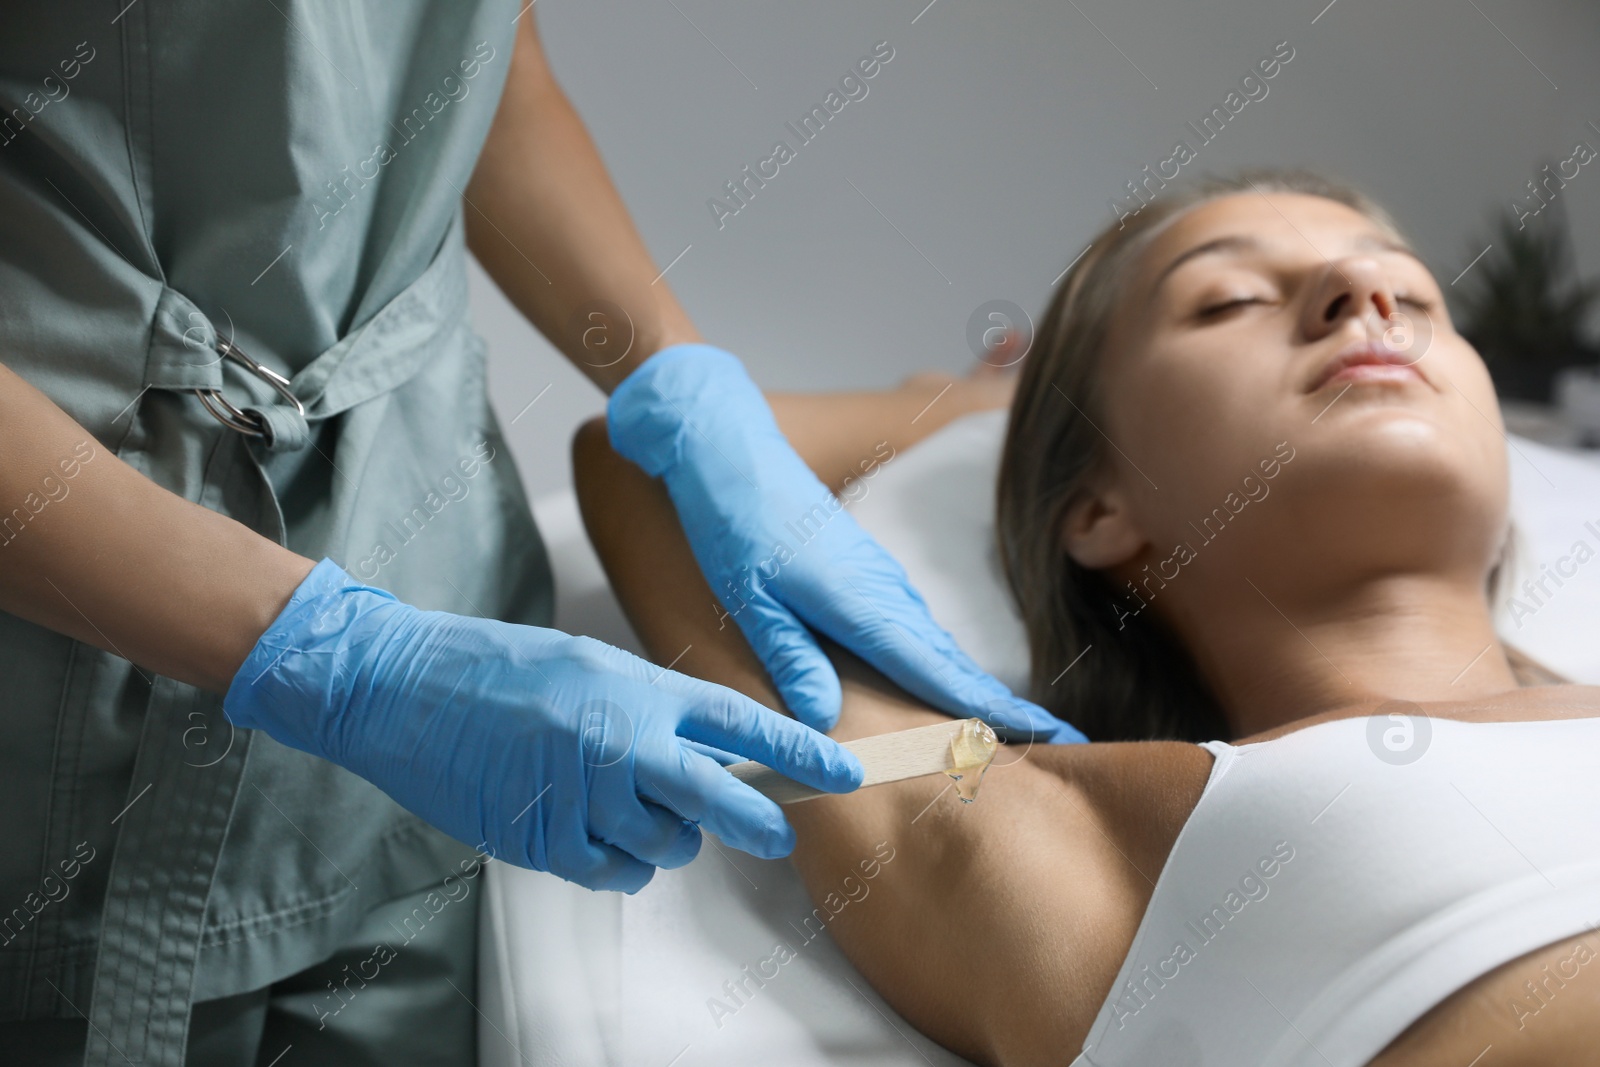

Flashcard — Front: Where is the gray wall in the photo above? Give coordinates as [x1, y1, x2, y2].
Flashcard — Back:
[471, 0, 1600, 499]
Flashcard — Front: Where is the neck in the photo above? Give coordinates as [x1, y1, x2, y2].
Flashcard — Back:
[1174, 572, 1517, 738]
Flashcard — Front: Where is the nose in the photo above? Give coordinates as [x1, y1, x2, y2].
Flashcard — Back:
[1299, 256, 1399, 344]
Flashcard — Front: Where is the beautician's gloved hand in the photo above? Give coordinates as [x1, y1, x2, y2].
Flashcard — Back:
[607, 343, 1087, 743]
[224, 559, 863, 893]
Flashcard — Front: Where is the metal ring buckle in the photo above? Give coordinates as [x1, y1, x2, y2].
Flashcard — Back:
[193, 338, 304, 440]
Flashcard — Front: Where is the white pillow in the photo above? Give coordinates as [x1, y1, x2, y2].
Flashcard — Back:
[1492, 437, 1600, 683]
[845, 409, 1029, 692]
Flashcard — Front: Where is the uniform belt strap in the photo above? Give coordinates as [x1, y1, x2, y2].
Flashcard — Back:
[83, 215, 471, 1067]
[81, 433, 271, 1066]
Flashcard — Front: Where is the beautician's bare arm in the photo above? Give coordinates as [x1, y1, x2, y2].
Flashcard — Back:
[468, 9, 1016, 482]
[466, 13, 698, 392]
[0, 363, 314, 692]
[572, 418, 1208, 1066]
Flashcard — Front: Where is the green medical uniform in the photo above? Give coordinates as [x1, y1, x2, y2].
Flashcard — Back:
[0, 2, 550, 1062]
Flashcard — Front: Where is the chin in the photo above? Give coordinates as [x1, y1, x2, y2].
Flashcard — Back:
[1317, 391, 1502, 484]
[1263, 401, 1510, 579]
[1348, 404, 1457, 456]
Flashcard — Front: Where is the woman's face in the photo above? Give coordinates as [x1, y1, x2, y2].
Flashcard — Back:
[1080, 191, 1509, 608]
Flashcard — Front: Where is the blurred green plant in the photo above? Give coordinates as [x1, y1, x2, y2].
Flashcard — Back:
[1451, 191, 1600, 403]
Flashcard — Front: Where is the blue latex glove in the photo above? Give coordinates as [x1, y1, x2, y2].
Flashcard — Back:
[224, 559, 863, 893]
[607, 343, 1086, 743]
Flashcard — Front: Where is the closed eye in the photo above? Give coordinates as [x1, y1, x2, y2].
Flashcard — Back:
[1200, 294, 1434, 318]
[1198, 297, 1263, 317]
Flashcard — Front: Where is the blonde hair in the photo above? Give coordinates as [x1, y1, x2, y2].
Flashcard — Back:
[995, 168, 1409, 741]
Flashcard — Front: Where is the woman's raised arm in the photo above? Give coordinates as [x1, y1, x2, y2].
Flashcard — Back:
[571, 417, 1210, 1065]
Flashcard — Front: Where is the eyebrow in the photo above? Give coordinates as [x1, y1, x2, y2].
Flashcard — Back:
[1147, 232, 1426, 305]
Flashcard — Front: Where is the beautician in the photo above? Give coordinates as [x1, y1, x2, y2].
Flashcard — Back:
[0, 4, 1075, 1063]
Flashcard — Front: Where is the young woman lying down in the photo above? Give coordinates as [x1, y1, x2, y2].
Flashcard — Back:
[573, 169, 1600, 1067]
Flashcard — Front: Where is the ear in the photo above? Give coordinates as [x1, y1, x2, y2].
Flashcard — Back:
[1059, 484, 1145, 570]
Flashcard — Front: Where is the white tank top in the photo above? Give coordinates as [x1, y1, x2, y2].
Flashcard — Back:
[1070, 714, 1600, 1067]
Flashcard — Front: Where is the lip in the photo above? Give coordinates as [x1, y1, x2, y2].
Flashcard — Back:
[1306, 340, 1427, 394]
